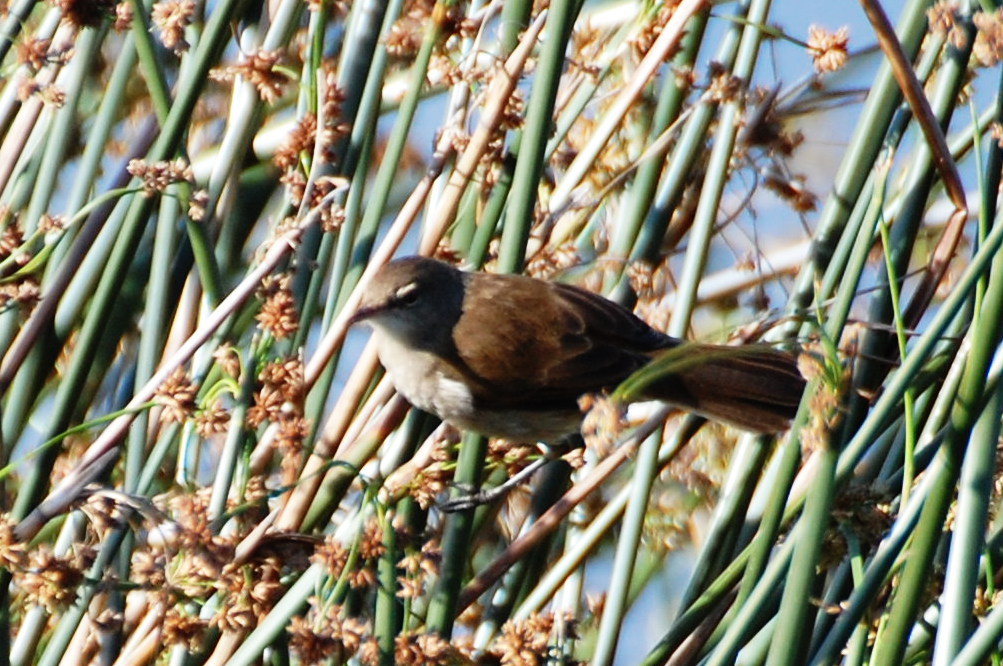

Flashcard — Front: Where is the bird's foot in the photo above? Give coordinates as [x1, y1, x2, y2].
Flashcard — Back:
[438, 457, 549, 512]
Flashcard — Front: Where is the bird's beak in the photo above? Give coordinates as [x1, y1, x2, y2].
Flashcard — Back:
[348, 304, 380, 326]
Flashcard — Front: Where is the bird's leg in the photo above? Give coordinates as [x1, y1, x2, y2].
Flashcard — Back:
[439, 445, 557, 512]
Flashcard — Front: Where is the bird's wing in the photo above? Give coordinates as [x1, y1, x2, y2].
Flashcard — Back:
[452, 275, 675, 410]
[549, 282, 676, 352]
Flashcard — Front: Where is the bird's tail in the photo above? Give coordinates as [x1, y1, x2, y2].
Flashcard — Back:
[628, 343, 806, 434]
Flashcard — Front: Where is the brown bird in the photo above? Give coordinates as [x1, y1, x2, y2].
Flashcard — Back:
[350, 256, 805, 443]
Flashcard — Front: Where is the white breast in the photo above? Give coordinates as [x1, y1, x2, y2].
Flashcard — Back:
[369, 328, 475, 422]
[367, 325, 582, 442]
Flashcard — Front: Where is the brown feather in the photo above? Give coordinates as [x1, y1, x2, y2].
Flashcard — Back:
[356, 256, 805, 439]
[641, 344, 805, 432]
[449, 271, 805, 432]
[452, 274, 674, 412]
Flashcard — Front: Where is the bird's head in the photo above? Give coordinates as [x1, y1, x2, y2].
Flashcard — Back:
[351, 257, 466, 349]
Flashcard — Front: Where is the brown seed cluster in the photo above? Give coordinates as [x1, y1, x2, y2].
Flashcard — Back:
[567, 22, 605, 80]
[487, 439, 538, 478]
[974, 8, 1003, 67]
[990, 121, 1003, 148]
[248, 355, 305, 428]
[213, 344, 242, 378]
[127, 158, 195, 197]
[304, 0, 350, 13]
[38, 213, 67, 233]
[407, 433, 457, 509]
[4, 513, 105, 619]
[97, 490, 309, 650]
[255, 273, 299, 340]
[274, 68, 351, 209]
[113, 0, 132, 30]
[428, 52, 463, 87]
[819, 484, 895, 570]
[16, 37, 70, 71]
[312, 535, 349, 580]
[706, 64, 743, 103]
[383, 0, 469, 70]
[18, 543, 95, 612]
[928, 2, 981, 54]
[0, 219, 24, 258]
[498, 73, 526, 131]
[151, 0, 195, 53]
[212, 557, 286, 632]
[155, 366, 198, 424]
[187, 188, 209, 221]
[375, 632, 457, 666]
[0, 277, 41, 312]
[579, 393, 627, 459]
[276, 114, 317, 173]
[396, 540, 440, 600]
[629, 3, 680, 64]
[157, 493, 238, 596]
[298, 529, 449, 663]
[288, 603, 367, 665]
[312, 175, 349, 232]
[246, 353, 309, 480]
[194, 396, 230, 437]
[806, 25, 849, 74]
[316, 69, 352, 164]
[319, 519, 388, 591]
[492, 613, 580, 666]
[211, 49, 289, 103]
[0, 513, 27, 570]
[927, 1, 957, 37]
[162, 607, 207, 651]
[17, 79, 66, 105]
[798, 348, 848, 456]
[0, 220, 41, 313]
[385, 0, 436, 59]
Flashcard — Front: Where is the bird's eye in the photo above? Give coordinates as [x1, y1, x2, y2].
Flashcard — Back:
[394, 283, 420, 307]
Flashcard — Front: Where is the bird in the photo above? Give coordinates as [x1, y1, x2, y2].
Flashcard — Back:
[350, 256, 805, 444]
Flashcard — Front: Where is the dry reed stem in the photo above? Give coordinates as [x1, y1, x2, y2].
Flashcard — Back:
[15, 217, 316, 541]
[419, 10, 548, 251]
[548, 0, 709, 213]
[457, 408, 672, 610]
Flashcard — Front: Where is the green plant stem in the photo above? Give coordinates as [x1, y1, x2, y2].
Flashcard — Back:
[785, 0, 929, 332]
[932, 68, 1003, 664]
[846, 6, 974, 440]
[426, 432, 487, 637]
[128, 0, 172, 123]
[497, 0, 579, 271]
[932, 383, 1003, 663]
[676, 434, 769, 610]
[126, 191, 180, 492]
[765, 437, 836, 665]
[375, 509, 403, 666]
[668, 0, 769, 337]
[10, 0, 249, 519]
[591, 429, 661, 666]
[612, 9, 707, 270]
